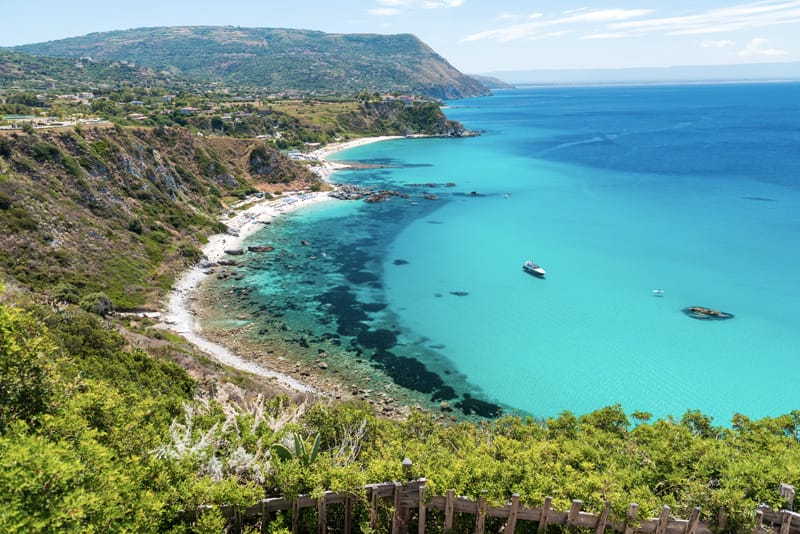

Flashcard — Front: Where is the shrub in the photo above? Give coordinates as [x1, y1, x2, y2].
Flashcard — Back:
[52, 282, 80, 304]
[179, 243, 202, 262]
[0, 138, 11, 158]
[0, 303, 66, 431]
[62, 155, 83, 178]
[79, 292, 114, 317]
[127, 218, 143, 234]
[31, 142, 61, 163]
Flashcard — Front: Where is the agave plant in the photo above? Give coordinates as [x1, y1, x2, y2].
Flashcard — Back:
[271, 433, 321, 467]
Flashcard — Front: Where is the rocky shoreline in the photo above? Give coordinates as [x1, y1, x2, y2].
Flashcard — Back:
[162, 136, 444, 418]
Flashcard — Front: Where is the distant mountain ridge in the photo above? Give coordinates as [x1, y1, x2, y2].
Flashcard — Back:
[12, 26, 490, 99]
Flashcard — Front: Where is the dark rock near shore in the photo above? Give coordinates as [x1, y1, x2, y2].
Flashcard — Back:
[224, 248, 244, 255]
[248, 245, 275, 252]
[330, 184, 371, 200]
[683, 306, 734, 320]
[455, 393, 502, 418]
[330, 184, 407, 203]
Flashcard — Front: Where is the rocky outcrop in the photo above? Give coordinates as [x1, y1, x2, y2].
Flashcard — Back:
[247, 245, 274, 253]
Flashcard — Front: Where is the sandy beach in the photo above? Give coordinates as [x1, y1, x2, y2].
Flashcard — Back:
[163, 136, 402, 394]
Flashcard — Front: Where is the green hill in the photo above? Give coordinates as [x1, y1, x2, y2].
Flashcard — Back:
[0, 50, 189, 91]
[12, 26, 490, 99]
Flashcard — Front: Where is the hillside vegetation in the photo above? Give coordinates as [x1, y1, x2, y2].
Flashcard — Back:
[2, 286, 799, 532]
[0, 50, 189, 92]
[12, 26, 490, 99]
[2, 30, 799, 533]
[0, 125, 314, 309]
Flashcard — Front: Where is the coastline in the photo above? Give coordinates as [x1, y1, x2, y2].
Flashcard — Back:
[163, 136, 402, 395]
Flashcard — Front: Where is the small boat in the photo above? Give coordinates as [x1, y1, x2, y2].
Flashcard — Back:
[523, 260, 546, 277]
[652, 289, 665, 297]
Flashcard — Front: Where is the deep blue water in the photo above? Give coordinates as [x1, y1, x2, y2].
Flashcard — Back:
[211, 82, 800, 423]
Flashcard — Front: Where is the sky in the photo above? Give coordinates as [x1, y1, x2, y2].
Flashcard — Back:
[1, 0, 798, 74]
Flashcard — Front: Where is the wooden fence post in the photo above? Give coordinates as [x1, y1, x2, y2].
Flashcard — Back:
[654, 505, 670, 534]
[318, 494, 327, 534]
[261, 499, 271, 534]
[475, 491, 487, 534]
[567, 500, 583, 527]
[684, 506, 701, 534]
[538, 496, 552, 534]
[232, 505, 242, 534]
[751, 509, 764, 534]
[344, 496, 353, 534]
[418, 480, 427, 534]
[392, 482, 403, 534]
[595, 501, 610, 534]
[444, 489, 455, 532]
[623, 503, 639, 534]
[781, 484, 796, 512]
[506, 493, 520, 534]
[780, 511, 793, 534]
[370, 487, 379, 532]
[292, 499, 299, 534]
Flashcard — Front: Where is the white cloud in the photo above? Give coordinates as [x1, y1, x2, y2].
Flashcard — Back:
[377, 0, 463, 8]
[461, 8, 652, 42]
[463, 0, 800, 43]
[609, 0, 800, 36]
[560, 9, 654, 23]
[370, 0, 462, 16]
[701, 39, 736, 48]
[582, 33, 628, 40]
[369, 7, 401, 16]
[738, 37, 790, 56]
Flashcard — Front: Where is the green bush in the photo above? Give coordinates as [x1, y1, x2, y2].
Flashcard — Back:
[52, 282, 80, 304]
[0, 191, 12, 210]
[62, 155, 83, 177]
[31, 141, 61, 163]
[0, 138, 11, 158]
[0, 304, 67, 431]
[179, 243, 202, 261]
[127, 218, 143, 234]
[79, 292, 114, 317]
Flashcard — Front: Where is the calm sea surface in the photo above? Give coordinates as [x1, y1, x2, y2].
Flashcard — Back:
[205, 83, 800, 423]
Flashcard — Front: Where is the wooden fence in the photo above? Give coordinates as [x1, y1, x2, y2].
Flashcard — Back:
[191, 479, 800, 534]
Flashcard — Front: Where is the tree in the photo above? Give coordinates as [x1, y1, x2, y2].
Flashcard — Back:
[79, 292, 114, 317]
[0, 302, 67, 431]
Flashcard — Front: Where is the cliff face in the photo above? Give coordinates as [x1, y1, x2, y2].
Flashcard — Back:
[0, 126, 314, 308]
[13, 27, 491, 99]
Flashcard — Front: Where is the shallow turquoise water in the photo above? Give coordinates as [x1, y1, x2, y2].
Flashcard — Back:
[230, 83, 800, 422]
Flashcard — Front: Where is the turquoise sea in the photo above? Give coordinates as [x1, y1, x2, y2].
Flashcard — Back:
[205, 82, 800, 423]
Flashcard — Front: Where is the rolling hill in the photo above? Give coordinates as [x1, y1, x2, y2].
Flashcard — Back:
[12, 26, 490, 99]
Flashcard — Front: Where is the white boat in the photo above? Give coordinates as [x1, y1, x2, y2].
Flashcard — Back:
[523, 260, 546, 277]
[652, 289, 665, 297]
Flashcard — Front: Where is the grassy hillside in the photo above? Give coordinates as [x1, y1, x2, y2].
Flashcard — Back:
[0, 50, 189, 92]
[12, 26, 491, 99]
[0, 125, 314, 309]
[0, 95, 472, 310]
